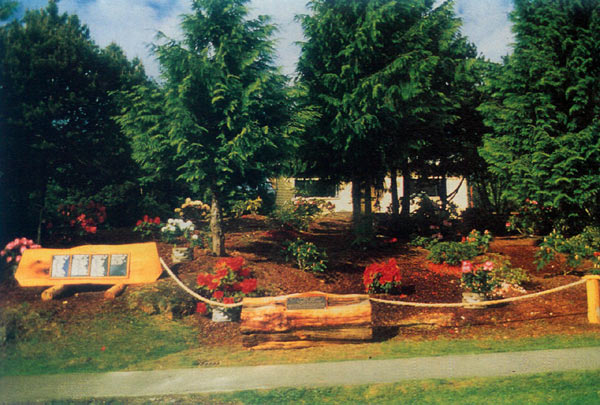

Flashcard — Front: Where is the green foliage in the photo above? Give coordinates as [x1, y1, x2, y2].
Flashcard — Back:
[272, 198, 333, 231]
[479, 0, 600, 233]
[284, 238, 328, 273]
[506, 199, 555, 236]
[480, 254, 530, 287]
[409, 235, 439, 249]
[133, 215, 162, 240]
[428, 241, 481, 266]
[0, 2, 148, 240]
[536, 227, 600, 272]
[410, 193, 458, 238]
[231, 196, 263, 218]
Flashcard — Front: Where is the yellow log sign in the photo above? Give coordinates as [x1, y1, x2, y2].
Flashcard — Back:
[14, 242, 162, 287]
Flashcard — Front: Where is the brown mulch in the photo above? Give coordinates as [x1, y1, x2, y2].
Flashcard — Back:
[1, 213, 596, 347]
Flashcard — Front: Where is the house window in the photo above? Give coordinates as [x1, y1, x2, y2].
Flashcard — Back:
[294, 179, 338, 198]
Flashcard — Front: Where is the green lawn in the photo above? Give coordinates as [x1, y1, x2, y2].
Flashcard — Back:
[2, 301, 600, 376]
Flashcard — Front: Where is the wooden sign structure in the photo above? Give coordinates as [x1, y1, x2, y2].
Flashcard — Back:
[241, 291, 372, 349]
[14, 242, 163, 300]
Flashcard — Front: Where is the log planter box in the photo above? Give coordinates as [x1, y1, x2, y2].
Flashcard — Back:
[240, 291, 372, 350]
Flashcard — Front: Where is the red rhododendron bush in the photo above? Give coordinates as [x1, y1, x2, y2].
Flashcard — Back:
[195, 256, 258, 315]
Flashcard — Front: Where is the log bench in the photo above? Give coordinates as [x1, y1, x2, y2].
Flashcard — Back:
[240, 291, 372, 349]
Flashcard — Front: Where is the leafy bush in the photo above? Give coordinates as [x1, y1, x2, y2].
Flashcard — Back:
[195, 257, 258, 316]
[536, 226, 600, 272]
[174, 198, 210, 225]
[231, 197, 263, 218]
[363, 259, 401, 294]
[1, 238, 42, 281]
[284, 238, 328, 273]
[409, 235, 439, 249]
[133, 215, 162, 239]
[477, 254, 529, 287]
[427, 241, 481, 266]
[410, 193, 458, 238]
[271, 198, 334, 231]
[460, 260, 498, 296]
[506, 199, 554, 236]
[46, 201, 107, 242]
[160, 218, 196, 245]
[463, 229, 493, 253]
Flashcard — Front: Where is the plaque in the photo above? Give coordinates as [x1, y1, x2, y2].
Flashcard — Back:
[286, 296, 327, 310]
[90, 254, 109, 277]
[71, 255, 90, 277]
[109, 254, 129, 277]
[50, 255, 70, 278]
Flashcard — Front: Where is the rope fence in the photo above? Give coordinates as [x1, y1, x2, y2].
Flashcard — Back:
[160, 257, 588, 310]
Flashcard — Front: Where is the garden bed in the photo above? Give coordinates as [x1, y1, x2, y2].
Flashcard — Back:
[0, 213, 595, 351]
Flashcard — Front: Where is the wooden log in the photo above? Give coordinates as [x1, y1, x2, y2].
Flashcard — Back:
[241, 291, 373, 349]
[104, 284, 127, 300]
[41, 284, 68, 301]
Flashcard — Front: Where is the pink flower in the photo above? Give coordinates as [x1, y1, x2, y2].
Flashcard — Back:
[6, 256, 12, 263]
[483, 261, 494, 271]
[530, 200, 538, 205]
[16, 255, 21, 262]
[6, 241, 15, 250]
[461, 260, 473, 273]
[31, 244, 41, 249]
[20, 246, 26, 254]
[0, 250, 5, 256]
[505, 222, 511, 228]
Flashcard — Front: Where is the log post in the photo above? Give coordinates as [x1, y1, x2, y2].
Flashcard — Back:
[41, 284, 68, 301]
[104, 284, 127, 300]
[584, 275, 600, 324]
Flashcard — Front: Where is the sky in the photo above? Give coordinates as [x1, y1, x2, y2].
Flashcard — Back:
[17, 0, 514, 78]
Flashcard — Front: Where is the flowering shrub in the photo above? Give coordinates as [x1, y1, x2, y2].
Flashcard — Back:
[478, 254, 529, 287]
[410, 235, 438, 249]
[427, 230, 493, 266]
[506, 199, 554, 235]
[1, 238, 42, 265]
[284, 238, 328, 273]
[231, 197, 263, 218]
[48, 201, 107, 241]
[133, 215, 162, 239]
[272, 198, 335, 231]
[161, 218, 195, 244]
[195, 257, 258, 315]
[174, 198, 210, 224]
[536, 226, 600, 272]
[460, 260, 498, 296]
[363, 259, 401, 294]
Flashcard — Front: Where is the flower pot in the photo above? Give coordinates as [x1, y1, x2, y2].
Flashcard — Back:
[172, 247, 193, 264]
[462, 292, 487, 309]
[211, 306, 241, 322]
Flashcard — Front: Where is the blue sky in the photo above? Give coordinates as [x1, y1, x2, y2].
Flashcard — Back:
[17, 0, 514, 78]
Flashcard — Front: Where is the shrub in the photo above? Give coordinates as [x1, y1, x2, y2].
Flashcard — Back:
[133, 215, 162, 239]
[463, 229, 493, 253]
[427, 241, 481, 266]
[271, 198, 334, 231]
[409, 235, 439, 249]
[195, 257, 258, 316]
[536, 226, 600, 272]
[1, 238, 42, 280]
[477, 254, 529, 287]
[363, 259, 402, 294]
[160, 218, 195, 245]
[284, 238, 328, 273]
[231, 197, 263, 218]
[506, 198, 554, 236]
[47, 201, 107, 242]
[174, 198, 210, 225]
[410, 193, 458, 238]
[460, 260, 498, 296]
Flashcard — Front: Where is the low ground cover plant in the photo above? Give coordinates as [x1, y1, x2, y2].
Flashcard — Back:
[363, 258, 402, 294]
[284, 238, 328, 273]
[195, 256, 258, 316]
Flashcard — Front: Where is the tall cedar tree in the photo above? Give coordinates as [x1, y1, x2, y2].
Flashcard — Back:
[479, 0, 600, 232]
[297, 0, 477, 227]
[143, 0, 291, 256]
[0, 1, 146, 242]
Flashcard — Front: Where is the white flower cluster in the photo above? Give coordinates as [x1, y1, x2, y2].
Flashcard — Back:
[161, 218, 195, 235]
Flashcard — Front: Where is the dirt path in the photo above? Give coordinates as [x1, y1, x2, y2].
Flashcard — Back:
[2, 347, 600, 402]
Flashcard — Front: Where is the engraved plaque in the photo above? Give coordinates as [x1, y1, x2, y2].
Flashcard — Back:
[71, 255, 90, 277]
[286, 296, 327, 310]
[50, 255, 70, 278]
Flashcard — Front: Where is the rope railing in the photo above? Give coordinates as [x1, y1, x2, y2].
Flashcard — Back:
[161, 257, 587, 310]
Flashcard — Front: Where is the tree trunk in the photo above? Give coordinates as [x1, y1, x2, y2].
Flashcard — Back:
[363, 178, 372, 217]
[401, 161, 411, 218]
[209, 186, 226, 256]
[390, 168, 399, 216]
[351, 177, 362, 228]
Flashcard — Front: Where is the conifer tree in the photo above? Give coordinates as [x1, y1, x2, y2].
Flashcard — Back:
[134, 0, 292, 255]
[479, 0, 600, 231]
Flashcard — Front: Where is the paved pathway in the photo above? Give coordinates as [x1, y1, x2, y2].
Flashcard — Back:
[2, 347, 600, 402]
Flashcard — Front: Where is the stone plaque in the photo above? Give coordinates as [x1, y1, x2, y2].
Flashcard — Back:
[286, 296, 327, 310]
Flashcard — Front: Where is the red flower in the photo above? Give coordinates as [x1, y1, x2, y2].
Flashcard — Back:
[239, 267, 251, 277]
[154, 216, 161, 224]
[143, 215, 149, 222]
[212, 290, 224, 300]
[239, 278, 257, 294]
[196, 302, 207, 314]
[216, 267, 229, 278]
[216, 257, 245, 273]
[223, 297, 235, 304]
[594, 252, 600, 257]
[136, 219, 143, 227]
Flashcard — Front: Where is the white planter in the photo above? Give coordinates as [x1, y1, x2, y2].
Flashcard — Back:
[172, 247, 193, 264]
[211, 306, 241, 322]
[462, 292, 487, 309]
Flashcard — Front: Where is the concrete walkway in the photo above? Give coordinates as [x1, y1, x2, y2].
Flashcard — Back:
[2, 347, 600, 402]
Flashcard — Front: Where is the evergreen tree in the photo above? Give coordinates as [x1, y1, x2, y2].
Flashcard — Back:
[479, 0, 600, 232]
[131, 0, 292, 255]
